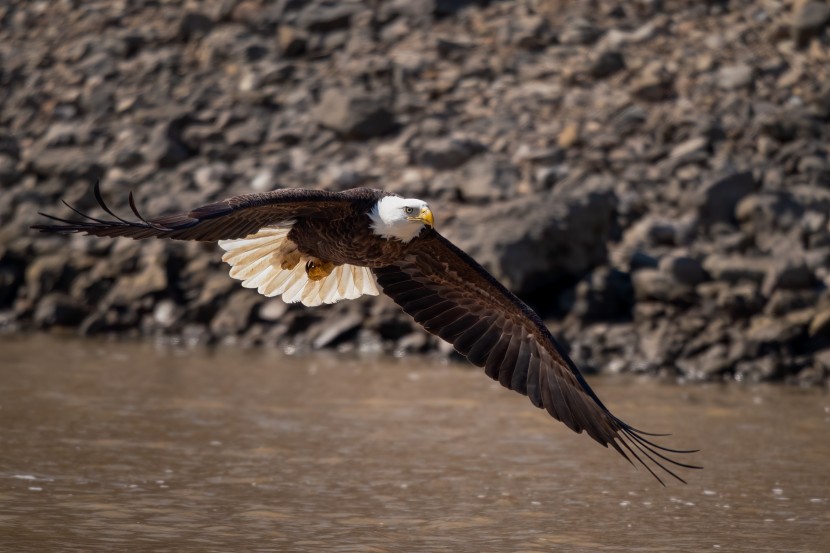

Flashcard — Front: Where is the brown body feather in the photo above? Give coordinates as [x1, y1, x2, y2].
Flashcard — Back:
[33, 184, 700, 484]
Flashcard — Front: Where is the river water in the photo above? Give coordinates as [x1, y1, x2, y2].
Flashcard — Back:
[1, 336, 828, 552]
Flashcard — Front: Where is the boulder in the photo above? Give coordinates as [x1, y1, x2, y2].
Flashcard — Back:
[444, 185, 617, 296]
[314, 88, 395, 139]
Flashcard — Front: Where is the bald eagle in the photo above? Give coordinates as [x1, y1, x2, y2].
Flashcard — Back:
[33, 184, 700, 484]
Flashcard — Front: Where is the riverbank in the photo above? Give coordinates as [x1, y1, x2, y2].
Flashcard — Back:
[2, 0, 830, 383]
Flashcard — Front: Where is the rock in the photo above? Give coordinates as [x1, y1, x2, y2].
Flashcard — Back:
[792, 1, 830, 49]
[717, 64, 754, 90]
[695, 171, 757, 225]
[0, 154, 19, 187]
[765, 289, 819, 317]
[763, 262, 816, 294]
[312, 312, 363, 348]
[669, 137, 709, 163]
[446, 185, 617, 296]
[34, 293, 89, 328]
[29, 147, 103, 179]
[632, 269, 694, 303]
[455, 154, 521, 202]
[559, 17, 601, 45]
[179, 12, 214, 42]
[809, 308, 830, 337]
[557, 123, 580, 149]
[25, 254, 73, 299]
[735, 192, 804, 230]
[144, 123, 191, 168]
[415, 137, 484, 170]
[572, 267, 634, 321]
[153, 299, 179, 328]
[714, 282, 763, 319]
[630, 62, 674, 102]
[108, 262, 168, 304]
[257, 299, 289, 322]
[659, 255, 707, 287]
[210, 290, 259, 337]
[588, 50, 625, 80]
[746, 310, 813, 349]
[0, 133, 20, 159]
[299, 4, 358, 32]
[225, 118, 267, 147]
[703, 255, 770, 284]
[277, 26, 308, 57]
[504, 16, 552, 51]
[314, 88, 395, 139]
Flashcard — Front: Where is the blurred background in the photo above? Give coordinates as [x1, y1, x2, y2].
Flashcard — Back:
[2, 0, 830, 384]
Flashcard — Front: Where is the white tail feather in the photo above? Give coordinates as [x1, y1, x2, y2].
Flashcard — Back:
[218, 224, 379, 307]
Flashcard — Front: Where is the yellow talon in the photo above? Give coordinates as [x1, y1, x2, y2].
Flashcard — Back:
[306, 259, 335, 281]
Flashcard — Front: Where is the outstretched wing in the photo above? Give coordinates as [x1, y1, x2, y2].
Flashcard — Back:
[31, 182, 353, 241]
[373, 231, 700, 485]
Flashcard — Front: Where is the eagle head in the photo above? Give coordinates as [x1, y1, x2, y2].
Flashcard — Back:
[369, 196, 434, 243]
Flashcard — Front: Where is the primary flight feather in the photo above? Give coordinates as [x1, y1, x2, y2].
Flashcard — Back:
[33, 184, 701, 484]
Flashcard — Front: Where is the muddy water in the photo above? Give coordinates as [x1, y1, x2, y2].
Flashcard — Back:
[1, 336, 828, 552]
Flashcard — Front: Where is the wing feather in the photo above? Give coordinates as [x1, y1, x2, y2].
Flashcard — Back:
[373, 232, 700, 485]
[32, 182, 357, 241]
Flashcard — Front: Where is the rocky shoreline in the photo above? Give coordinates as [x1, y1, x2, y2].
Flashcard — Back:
[2, 0, 830, 384]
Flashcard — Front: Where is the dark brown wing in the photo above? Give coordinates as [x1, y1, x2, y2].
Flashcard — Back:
[373, 231, 700, 485]
[31, 182, 359, 241]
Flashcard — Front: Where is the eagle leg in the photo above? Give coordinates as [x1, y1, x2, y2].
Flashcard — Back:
[305, 258, 335, 281]
[280, 250, 301, 270]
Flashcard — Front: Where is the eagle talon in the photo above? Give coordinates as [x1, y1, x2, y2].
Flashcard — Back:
[305, 258, 335, 281]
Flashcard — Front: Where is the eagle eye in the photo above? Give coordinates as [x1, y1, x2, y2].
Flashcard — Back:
[404, 207, 415, 215]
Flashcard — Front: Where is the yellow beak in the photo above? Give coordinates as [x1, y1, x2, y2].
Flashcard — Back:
[418, 207, 434, 228]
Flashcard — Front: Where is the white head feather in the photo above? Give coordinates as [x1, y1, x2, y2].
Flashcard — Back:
[368, 196, 433, 243]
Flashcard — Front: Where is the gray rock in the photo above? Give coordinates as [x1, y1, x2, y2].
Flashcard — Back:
[572, 267, 634, 321]
[446, 186, 617, 296]
[257, 299, 289, 322]
[179, 12, 214, 42]
[630, 62, 674, 102]
[225, 118, 267, 147]
[714, 282, 763, 319]
[456, 154, 521, 202]
[277, 26, 308, 58]
[144, 123, 191, 168]
[559, 17, 601, 46]
[703, 255, 770, 285]
[314, 88, 395, 139]
[415, 138, 484, 170]
[746, 310, 813, 349]
[210, 290, 259, 337]
[659, 255, 707, 287]
[717, 64, 754, 90]
[153, 299, 180, 328]
[632, 269, 693, 303]
[809, 308, 830, 337]
[588, 51, 625, 80]
[0, 154, 19, 187]
[764, 262, 816, 294]
[25, 254, 72, 299]
[107, 262, 168, 304]
[695, 171, 757, 225]
[34, 293, 89, 328]
[312, 312, 363, 348]
[792, 1, 830, 48]
[29, 147, 104, 179]
[299, 4, 358, 32]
